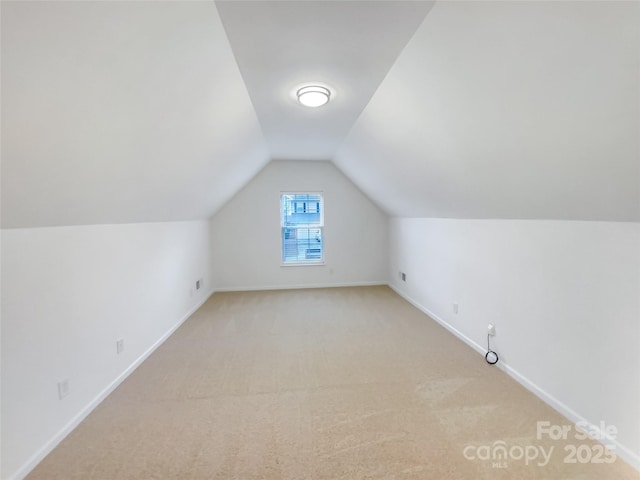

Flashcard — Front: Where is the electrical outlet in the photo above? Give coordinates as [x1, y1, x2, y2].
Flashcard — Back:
[400, 272, 406, 282]
[196, 279, 201, 290]
[116, 338, 125, 354]
[453, 302, 459, 314]
[488, 324, 496, 336]
[58, 379, 70, 399]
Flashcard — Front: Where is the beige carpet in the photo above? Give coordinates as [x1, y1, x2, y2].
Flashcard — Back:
[28, 286, 638, 479]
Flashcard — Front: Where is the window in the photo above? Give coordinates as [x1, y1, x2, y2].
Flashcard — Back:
[281, 193, 324, 264]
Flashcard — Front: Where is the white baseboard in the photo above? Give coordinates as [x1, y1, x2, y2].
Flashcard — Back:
[499, 361, 640, 472]
[215, 281, 387, 292]
[9, 288, 216, 480]
[387, 283, 640, 473]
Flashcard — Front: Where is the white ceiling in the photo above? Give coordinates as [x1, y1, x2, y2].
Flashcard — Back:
[336, 1, 640, 221]
[215, 1, 434, 160]
[1, 1, 268, 228]
[2, 1, 638, 228]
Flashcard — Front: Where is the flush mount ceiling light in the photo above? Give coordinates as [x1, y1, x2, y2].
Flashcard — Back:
[296, 85, 331, 108]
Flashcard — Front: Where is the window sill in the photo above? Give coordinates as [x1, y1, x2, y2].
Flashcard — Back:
[280, 262, 326, 267]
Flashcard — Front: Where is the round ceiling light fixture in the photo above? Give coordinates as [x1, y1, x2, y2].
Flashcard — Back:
[296, 85, 331, 108]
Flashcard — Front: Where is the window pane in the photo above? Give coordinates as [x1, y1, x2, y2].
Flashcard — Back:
[281, 194, 323, 227]
[282, 227, 323, 263]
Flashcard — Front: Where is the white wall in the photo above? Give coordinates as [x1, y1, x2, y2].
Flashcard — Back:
[210, 160, 388, 290]
[1, 220, 212, 480]
[389, 218, 640, 468]
[336, 1, 640, 221]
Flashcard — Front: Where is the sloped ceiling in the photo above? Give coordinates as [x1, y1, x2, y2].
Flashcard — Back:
[2, 1, 638, 228]
[1, 1, 268, 228]
[335, 1, 640, 221]
[215, 0, 434, 160]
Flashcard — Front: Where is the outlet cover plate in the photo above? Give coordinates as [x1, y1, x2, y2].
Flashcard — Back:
[58, 380, 70, 399]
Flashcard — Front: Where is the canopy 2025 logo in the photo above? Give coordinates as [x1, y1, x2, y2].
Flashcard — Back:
[462, 420, 618, 469]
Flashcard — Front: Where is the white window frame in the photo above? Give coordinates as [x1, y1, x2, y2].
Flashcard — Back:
[280, 192, 325, 266]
